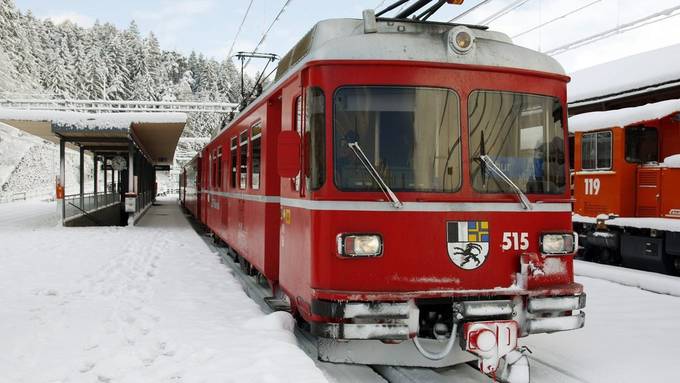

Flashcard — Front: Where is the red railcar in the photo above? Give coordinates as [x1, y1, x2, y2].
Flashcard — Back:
[182, 155, 202, 219]
[182, 13, 585, 378]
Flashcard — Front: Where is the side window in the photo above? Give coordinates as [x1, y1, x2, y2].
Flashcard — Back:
[239, 131, 249, 189]
[251, 122, 262, 190]
[217, 147, 222, 189]
[208, 151, 213, 188]
[230, 137, 238, 189]
[625, 126, 658, 163]
[581, 131, 612, 170]
[306, 87, 325, 190]
[294, 96, 303, 191]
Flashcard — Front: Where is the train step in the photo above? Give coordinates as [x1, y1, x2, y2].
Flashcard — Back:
[263, 297, 291, 312]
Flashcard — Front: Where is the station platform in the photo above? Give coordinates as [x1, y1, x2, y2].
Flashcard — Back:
[0, 195, 326, 382]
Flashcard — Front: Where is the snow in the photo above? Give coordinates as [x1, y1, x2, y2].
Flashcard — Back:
[523, 275, 680, 383]
[574, 212, 680, 232]
[568, 99, 680, 133]
[3, 198, 680, 382]
[575, 260, 680, 297]
[569, 43, 680, 104]
[662, 154, 680, 168]
[0, 108, 187, 130]
[0, 197, 327, 383]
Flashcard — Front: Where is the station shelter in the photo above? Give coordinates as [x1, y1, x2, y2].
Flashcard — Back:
[0, 111, 186, 226]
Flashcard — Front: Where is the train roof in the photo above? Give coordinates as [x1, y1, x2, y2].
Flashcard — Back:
[219, 15, 567, 141]
[568, 98, 680, 133]
[274, 17, 566, 83]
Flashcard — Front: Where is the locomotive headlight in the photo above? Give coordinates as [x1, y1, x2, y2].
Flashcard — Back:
[540, 233, 576, 255]
[337, 234, 383, 257]
[449, 26, 475, 54]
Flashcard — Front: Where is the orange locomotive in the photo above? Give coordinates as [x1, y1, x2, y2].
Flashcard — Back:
[571, 99, 680, 274]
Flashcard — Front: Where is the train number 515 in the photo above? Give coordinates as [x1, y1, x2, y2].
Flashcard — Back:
[584, 178, 601, 195]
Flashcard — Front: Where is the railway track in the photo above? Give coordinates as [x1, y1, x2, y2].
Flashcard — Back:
[186, 210, 517, 383]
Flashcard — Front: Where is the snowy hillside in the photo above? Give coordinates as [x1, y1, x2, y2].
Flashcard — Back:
[0, 0, 252, 199]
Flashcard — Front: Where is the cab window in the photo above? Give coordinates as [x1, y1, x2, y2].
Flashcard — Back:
[625, 126, 658, 163]
[581, 131, 611, 170]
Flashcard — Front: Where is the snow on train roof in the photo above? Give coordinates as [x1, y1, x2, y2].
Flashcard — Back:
[568, 99, 680, 133]
[274, 18, 566, 83]
[0, 108, 187, 130]
[569, 43, 680, 105]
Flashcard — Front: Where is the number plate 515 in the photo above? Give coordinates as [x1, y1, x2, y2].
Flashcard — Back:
[502, 232, 529, 251]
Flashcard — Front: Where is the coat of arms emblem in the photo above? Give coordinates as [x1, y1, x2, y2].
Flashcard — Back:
[447, 221, 490, 270]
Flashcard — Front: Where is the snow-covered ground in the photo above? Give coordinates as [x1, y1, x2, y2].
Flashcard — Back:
[1, 198, 680, 382]
[0, 197, 326, 383]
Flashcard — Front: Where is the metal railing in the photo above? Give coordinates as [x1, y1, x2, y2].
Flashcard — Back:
[0, 189, 54, 204]
[135, 191, 154, 213]
[64, 192, 120, 221]
[0, 98, 237, 114]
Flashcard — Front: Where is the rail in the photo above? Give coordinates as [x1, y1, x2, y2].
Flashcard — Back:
[0, 98, 237, 114]
[64, 192, 120, 221]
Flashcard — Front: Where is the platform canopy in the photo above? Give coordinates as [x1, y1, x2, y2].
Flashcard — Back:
[0, 109, 187, 166]
[568, 43, 680, 116]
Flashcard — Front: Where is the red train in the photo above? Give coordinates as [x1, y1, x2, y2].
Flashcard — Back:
[181, 8, 585, 380]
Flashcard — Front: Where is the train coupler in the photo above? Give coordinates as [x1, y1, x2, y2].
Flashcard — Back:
[464, 320, 520, 376]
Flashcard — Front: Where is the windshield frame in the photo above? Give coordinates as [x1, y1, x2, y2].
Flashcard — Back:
[331, 85, 463, 194]
[467, 89, 568, 196]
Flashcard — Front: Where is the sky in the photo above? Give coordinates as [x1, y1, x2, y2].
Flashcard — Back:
[13, 0, 680, 76]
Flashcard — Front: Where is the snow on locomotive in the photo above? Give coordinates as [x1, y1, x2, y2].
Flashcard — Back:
[571, 99, 680, 275]
[181, 9, 585, 381]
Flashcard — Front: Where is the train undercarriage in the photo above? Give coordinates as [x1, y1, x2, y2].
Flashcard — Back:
[574, 216, 680, 276]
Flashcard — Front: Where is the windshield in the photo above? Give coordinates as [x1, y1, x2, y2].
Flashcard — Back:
[469, 91, 566, 194]
[333, 86, 461, 192]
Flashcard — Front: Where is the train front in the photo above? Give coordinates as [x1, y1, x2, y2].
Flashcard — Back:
[283, 18, 585, 379]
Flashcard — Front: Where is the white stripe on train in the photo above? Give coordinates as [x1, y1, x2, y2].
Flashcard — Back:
[200, 190, 571, 212]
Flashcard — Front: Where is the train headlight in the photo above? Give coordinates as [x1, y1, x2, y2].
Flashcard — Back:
[540, 233, 576, 255]
[449, 26, 475, 54]
[337, 234, 383, 257]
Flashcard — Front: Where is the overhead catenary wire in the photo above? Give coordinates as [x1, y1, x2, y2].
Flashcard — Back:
[512, 0, 602, 39]
[478, 0, 531, 25]
[448, 0, 494, 22]
[544, 3, 680, 56]
[226, 0, 255, 59]
[243, 0, 292, 69]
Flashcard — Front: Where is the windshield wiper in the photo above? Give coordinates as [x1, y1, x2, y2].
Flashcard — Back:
[347, 142, 403, 209]
[478, 154, 532, 210]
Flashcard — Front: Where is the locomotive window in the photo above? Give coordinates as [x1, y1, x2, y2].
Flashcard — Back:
[294, 96, 303, 192]
[251, 122, 262, 190]
[217, 147, 222, 189]
[208, 152, 213, 188]
[333, 86, 461, 192]
[239, 131, 249, 189]
[230, 137, 238, 189]
[469, 91, 566, 194]
[306, 87, 325, 191]
[625, 126, 658, 163]
[581, 131, 612, 170]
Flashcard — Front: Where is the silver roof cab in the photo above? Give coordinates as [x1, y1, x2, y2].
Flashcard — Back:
[274, 16, 566, 83]
[223, 14, 566, 135]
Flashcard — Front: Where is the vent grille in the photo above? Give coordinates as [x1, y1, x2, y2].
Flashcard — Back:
[638, 170, 659, 187]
